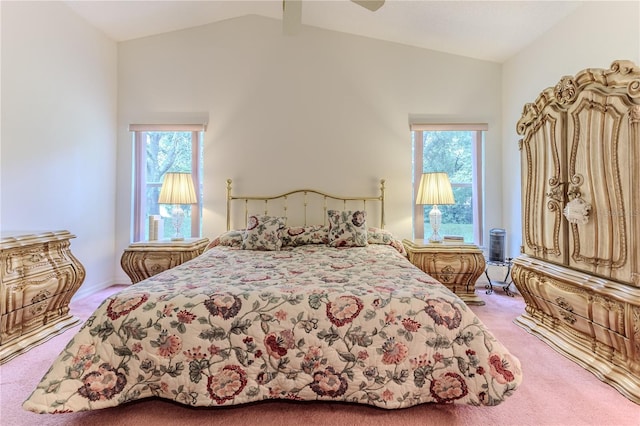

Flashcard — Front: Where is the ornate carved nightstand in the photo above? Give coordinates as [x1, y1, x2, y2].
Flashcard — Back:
[402, 239, 486, 305]
[120, 237, 209, 284]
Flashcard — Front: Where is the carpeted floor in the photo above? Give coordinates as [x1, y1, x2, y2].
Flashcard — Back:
[1, 276, 638, 426]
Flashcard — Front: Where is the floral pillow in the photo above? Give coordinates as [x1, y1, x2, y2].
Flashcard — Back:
[281, 224, 328, 247]
[206, 230, 244, 251]
[367, 227, 407, 256]
[241, 215, 286, 251]
[327, 210, 368, 247]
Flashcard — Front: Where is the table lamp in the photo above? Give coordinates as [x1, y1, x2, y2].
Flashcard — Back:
[416, 172, 455, 243]
[158, 172, 197, 241]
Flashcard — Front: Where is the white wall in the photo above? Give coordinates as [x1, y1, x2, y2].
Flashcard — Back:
[115, 15, 504, 282]
[0, 2, 118, 298]
[7, 2, 630, 294]
[502, 1, 640, 259]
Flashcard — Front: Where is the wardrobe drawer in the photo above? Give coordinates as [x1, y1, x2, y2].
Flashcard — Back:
[527, 291, 629, 355]
[537, 280, 626, 336]
[544, 298, 592, 336]
[534, 280, 589, 317]
[590, 295, 626, 336]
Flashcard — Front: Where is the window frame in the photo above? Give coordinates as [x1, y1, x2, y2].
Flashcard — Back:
[411, 123, 486, 246]
[130, 124, 205, 242]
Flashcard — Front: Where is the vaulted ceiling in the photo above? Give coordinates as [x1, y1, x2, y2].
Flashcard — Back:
[63, 0, 584, 63]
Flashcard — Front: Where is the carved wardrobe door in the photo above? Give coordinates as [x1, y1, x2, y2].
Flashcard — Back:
[565, 87, 640, 285]
[518, 102, 567, 265]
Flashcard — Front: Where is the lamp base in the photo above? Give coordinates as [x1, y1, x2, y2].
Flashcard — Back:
[428, 204, 444, 244]
[170, 205, 186, 242]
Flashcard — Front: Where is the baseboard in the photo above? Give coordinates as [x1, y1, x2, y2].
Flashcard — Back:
[72, 279, 124, 301]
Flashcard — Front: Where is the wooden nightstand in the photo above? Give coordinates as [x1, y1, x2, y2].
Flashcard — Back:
[402, 239, 486, 305]
[121, 237, 210, 284]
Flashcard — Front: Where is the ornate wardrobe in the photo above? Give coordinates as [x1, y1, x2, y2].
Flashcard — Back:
[512, 60, 640, 404]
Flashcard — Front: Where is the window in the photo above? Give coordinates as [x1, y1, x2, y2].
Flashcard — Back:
[130, 124, 205, 242]
[411, 123, 485, 245]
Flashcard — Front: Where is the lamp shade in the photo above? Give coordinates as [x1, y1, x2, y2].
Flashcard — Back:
[158, 172, 197, 205]
[416, 172, 455, 205]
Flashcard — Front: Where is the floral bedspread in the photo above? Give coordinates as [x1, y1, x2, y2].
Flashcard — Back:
[24, 243, 521, 413]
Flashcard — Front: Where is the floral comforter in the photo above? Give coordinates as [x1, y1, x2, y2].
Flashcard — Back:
[24, 243, 521, 413]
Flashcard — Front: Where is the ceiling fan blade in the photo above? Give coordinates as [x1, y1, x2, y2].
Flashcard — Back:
[282, 0, 302, 35]
[351, 0, 385, 12]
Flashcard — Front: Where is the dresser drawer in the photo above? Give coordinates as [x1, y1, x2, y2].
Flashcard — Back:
[0, 287, 75, 345]
[1, 272, 63, 315]
[429, 272, 473, 286]
[132, 253, 176, 279]
[416, 252, 479, 275]
[1, 298, 53, 345]
[431, 275, 475, 297]
[1, 247, 56, 283]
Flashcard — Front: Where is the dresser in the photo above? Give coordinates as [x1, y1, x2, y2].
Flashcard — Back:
[0, 230, 86, 364]
[403, 239, 486, 305]
[120, 237, 210, 284]
[513, 60, 640, 404]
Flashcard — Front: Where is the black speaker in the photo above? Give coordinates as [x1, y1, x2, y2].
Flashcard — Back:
[489, 228, 506, 262]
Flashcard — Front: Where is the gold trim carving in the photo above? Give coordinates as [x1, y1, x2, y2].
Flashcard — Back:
[517, 60, 640, 137]
[629, 81, 640, 99]
[610, 60, 639, 75]
[631, 105, 640, 123]
[633, 306, 640, 361]
[554, 76, 577, 104]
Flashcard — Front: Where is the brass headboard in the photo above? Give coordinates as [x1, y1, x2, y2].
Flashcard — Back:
[226, 179, 386, 230]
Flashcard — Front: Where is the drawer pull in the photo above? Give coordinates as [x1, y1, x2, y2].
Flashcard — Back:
[555, 297, 574, 312]
[29, 302, 48, 316]
[31, 290, 51, 304]
[439, 265, 455, 283]
[29, 253, 44, 263]
[560, 311, 577, 325]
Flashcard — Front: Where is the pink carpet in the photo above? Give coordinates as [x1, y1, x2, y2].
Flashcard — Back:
[1, 279, 638, 426]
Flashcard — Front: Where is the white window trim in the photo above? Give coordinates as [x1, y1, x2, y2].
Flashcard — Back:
[129, 124, 207, 132]
[131, 126, 204, 241]
[411, 123, 486, 245]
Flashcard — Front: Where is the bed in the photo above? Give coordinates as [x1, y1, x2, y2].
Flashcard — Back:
[23, 180, 522, 413]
